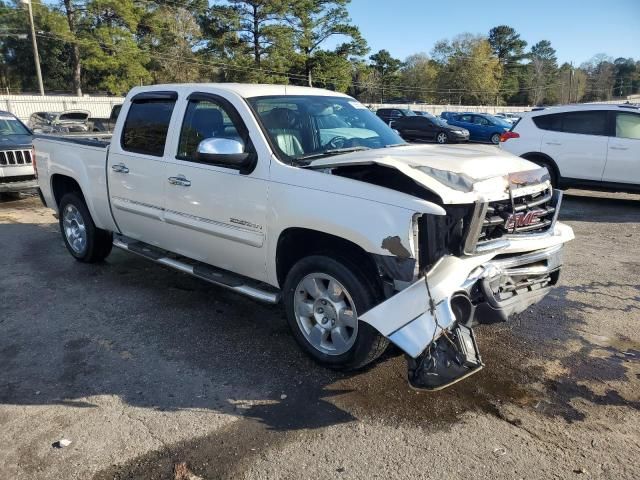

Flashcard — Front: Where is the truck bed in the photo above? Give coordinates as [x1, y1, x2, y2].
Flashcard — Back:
[34, 133, 111, 148]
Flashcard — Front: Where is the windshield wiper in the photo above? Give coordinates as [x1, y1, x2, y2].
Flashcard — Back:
[295, 146, 371, 162]
[384, 143, 407, 148]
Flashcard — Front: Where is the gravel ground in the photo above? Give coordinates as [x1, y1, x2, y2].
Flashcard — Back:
[0, 190, 639, 480]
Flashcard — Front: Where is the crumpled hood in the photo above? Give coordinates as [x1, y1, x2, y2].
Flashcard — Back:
[308, 143, 548, 204]
[309, 143, 537, 181]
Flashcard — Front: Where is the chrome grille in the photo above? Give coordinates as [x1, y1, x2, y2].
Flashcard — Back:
[0, 149, 32, 166]
[464, 188, 562, 254]
[480, 188, 555, 241]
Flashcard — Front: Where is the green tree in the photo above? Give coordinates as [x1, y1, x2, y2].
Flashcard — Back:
[286, 0, 366, 86]
[0, 0, 72, 93]
[400, 53, 438, 103]
[432, 34, 501, 104]
[139, 2, 206, 84]
[79, 0, 151, 94]
[369, 49, 402, 101]
[488, 25, 527, 103]
[613, 57, 637, 97]
[527, 40, 558, 104]
[581, 54, 615, 101]
[227, 0, 288, 69]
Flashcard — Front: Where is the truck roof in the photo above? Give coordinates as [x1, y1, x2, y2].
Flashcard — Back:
[128, 83, 352, 100]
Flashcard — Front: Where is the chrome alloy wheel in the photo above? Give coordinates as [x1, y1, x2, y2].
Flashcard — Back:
[294, 273, 358, 356]
[436, 132, 448, 144]
[63, 204, 87, 254]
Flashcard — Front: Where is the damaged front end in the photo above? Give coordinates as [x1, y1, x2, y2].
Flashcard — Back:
[361, 178, 572, 391]
[361, 256, 487, 390]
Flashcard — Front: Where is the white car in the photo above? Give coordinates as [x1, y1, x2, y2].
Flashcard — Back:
[500, 104, 640, 191]
[34, 83, 574, 390]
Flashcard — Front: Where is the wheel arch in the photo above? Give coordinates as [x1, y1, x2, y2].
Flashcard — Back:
[275, 227, 382, 291]
[51, 174, 86, 208]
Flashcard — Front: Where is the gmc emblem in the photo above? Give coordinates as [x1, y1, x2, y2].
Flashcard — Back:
[504, 208, 546, 230]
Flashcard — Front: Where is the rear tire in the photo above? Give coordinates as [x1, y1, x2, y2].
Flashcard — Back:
[283, 255, 389, 370]
[59, 192, 113, 263]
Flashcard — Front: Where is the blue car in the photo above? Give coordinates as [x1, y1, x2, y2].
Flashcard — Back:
[446, 113, 511, 144]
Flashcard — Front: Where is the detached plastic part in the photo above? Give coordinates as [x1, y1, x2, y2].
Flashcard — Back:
[407, 325, 484, 391]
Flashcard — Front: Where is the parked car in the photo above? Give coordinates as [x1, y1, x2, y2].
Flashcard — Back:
[375, 108, 416, 125]
[446, 113, 511, 144]
[0, 111, 36, 195]
[494, 112, 522, 124]
[439, 111, 461, 122]
[35, 83, 573, 391]
[500, 104, 640, 191]
[28, 110, 90, 134]
[393, 115, 469, 143]
[90, 104, 122, 133]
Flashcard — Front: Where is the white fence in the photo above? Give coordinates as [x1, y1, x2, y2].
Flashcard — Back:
[0, 94, 125, 121]
[366, 103, 532, 115]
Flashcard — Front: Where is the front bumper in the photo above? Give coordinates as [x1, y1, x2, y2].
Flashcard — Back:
[360, 222, 573, 390]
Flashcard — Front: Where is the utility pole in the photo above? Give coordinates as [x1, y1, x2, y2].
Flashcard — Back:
[568, 62, 574, 104]
[21, 0, 44, 96]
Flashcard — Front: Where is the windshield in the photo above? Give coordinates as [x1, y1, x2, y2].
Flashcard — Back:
[0, 116, 30, 135]
[248, 95, 405, 161]
[432, 117, 449, 127]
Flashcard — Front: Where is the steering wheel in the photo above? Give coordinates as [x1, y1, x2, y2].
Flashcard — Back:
[327, 135, 348, 149]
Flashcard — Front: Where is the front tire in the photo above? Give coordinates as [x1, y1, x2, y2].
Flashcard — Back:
[59, 192, 113, 263]
[490, 133, 501, 144]
[283, 255, 389, 370]
[436, 132, 448, 144]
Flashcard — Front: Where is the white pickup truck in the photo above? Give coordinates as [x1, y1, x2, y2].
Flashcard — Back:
[35, 84, 574, 390]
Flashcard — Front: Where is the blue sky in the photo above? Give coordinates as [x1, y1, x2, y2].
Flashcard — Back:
[343, 0, 640, 65]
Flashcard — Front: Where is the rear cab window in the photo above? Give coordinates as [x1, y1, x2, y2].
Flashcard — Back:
[121, 91, 177, 156]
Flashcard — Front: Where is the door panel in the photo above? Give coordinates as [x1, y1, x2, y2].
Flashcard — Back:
[542, 132, 608, 180]
[162, 94, 268, 281]
[542, 110, 609, 181]
[602, 112, 640, 184]
[108, 94, 177, 244]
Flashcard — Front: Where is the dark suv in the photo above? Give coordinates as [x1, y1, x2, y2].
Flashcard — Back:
[0, 111, 36, 194]
[376, 108, 416, 125]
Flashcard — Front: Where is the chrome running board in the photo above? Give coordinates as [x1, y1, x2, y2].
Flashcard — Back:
[113, 235, 280, 304]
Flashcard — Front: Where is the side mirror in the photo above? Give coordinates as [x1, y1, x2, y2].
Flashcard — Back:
[194, 138, 257, 174]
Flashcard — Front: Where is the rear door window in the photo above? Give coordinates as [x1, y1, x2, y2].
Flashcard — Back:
[121, 94, 177, 156]
[561, 111, 608, 136]
[533, 111, 609, 136]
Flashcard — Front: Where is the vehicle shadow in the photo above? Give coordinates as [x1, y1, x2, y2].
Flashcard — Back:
[1, 208, 638, 478]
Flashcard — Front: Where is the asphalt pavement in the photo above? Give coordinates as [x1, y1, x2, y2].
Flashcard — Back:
[1, 190, 639, 479]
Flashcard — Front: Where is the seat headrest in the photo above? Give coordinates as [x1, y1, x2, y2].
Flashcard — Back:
[266, 107, 297, 130]
[191, 108, 223, 138]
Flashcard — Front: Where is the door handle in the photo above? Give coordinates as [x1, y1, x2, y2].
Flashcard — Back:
[545, 142, 561, 146]
[609, 146, 629, 150]
[111, 163, 129, 173]
[168, 175, 191, 187]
